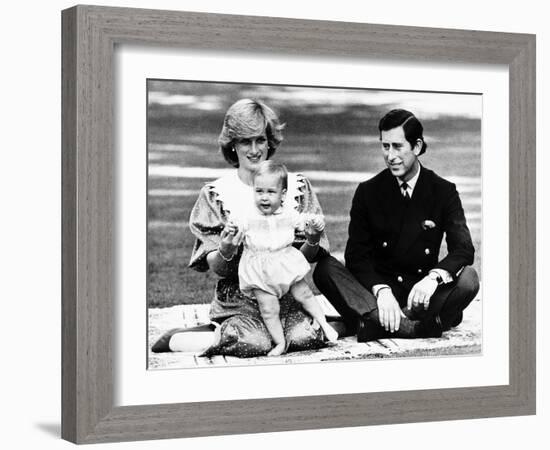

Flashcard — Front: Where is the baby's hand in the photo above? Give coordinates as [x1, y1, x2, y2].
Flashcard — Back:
[223, 220, 239, 236]
[220, 220, 244, 259]
[308, 215, 325, 232]
[304, 214, 324, 245]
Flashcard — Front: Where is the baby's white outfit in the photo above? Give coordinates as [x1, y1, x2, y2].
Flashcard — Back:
[237, 207, 310, 298]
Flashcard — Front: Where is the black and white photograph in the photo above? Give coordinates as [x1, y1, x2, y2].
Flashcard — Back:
[147, 80, 482, 370]
[3, 0, 544, 447]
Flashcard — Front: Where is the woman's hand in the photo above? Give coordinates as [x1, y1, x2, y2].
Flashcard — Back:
[219, 221, 243, 260]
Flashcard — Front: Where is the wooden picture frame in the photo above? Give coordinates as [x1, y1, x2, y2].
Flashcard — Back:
[61, 5, 536, 444]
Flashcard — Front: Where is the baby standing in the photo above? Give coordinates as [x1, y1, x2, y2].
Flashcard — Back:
[224, 161, 338, 356]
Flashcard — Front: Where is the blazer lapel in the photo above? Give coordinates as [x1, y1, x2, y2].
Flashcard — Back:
[394, 167, 433, 255]
[380, 170, 408, 233]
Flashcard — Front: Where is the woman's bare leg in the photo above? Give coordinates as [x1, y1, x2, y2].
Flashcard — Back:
[290, 279, 339, 343]
[253, 289, 286, 356]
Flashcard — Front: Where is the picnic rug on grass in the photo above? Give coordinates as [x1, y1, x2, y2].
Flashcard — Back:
[148, 294, 482, 369]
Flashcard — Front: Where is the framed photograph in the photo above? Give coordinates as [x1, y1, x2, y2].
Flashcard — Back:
[62, 5, 535, 444]
[146, 80, 484, 371]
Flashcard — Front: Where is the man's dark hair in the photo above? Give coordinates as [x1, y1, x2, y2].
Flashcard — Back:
[378, 109, 428, 155]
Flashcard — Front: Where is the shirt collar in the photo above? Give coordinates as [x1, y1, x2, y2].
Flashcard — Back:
[397, 164, 421, 194]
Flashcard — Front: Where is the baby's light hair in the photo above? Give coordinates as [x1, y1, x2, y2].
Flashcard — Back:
[252, 160, 288, 191]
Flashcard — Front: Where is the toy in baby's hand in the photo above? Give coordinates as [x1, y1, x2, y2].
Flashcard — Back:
[304, 214, 325, 233]
[219, 219, 245, 262]
[223, 220, 239, 236]
[300, 213, 325, 245]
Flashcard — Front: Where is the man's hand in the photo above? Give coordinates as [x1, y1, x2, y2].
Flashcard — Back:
[377, 289, 405, 333]
[407, 276, 438, 311]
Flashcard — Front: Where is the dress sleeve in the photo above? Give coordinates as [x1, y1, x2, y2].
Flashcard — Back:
[295, 175, 330, 257]
[290, 209, 306, 231]
[188, 184, 226, 272]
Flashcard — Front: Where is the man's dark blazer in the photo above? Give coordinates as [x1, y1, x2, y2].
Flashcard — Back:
[344, 166, 475, 304]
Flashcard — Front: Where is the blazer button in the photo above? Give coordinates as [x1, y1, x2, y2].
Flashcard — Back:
[382, 241, 388, 248]
[417, 269, 422, 274]
[425, 248, 431, 255]
[397, 275, 403, 282]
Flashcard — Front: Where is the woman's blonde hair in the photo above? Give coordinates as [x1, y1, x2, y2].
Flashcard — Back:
[218, 99, 285, 167]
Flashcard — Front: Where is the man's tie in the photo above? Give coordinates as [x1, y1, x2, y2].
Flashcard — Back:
[401, 182, 411, 202]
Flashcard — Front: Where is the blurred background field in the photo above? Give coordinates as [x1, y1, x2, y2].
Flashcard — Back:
[147, 81, 481, 308]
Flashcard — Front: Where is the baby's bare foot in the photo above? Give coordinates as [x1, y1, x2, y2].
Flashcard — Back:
[267, 343, 286, 356]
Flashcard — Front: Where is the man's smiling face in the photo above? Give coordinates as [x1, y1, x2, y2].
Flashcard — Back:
[381, 125, 421, 182]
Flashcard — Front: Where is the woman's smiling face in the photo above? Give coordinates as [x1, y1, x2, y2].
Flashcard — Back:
[234, 131, 269, 173]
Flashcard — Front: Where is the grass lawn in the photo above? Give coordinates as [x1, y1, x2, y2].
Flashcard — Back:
[148, 130, 481, 308]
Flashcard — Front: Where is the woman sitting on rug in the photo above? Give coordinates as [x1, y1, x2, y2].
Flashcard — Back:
[152, 98, 332, 357]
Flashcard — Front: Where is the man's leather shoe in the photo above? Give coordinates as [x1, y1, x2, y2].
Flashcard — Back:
[357, 314, 423, 341]
[450, 311, 463, 328]
[356, 316, 384, 342]
[415, 315, 444, 338]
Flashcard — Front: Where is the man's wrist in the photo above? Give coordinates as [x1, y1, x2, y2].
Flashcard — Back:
[430, 268, 453, 284]
[374, 285, 391, 299]
[427, 271, 442, 285]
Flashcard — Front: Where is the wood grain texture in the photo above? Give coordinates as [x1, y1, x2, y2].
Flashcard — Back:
[508, 36, 537, 413]
[61, 5, 536, 444]
[61, 7, 77, 443]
